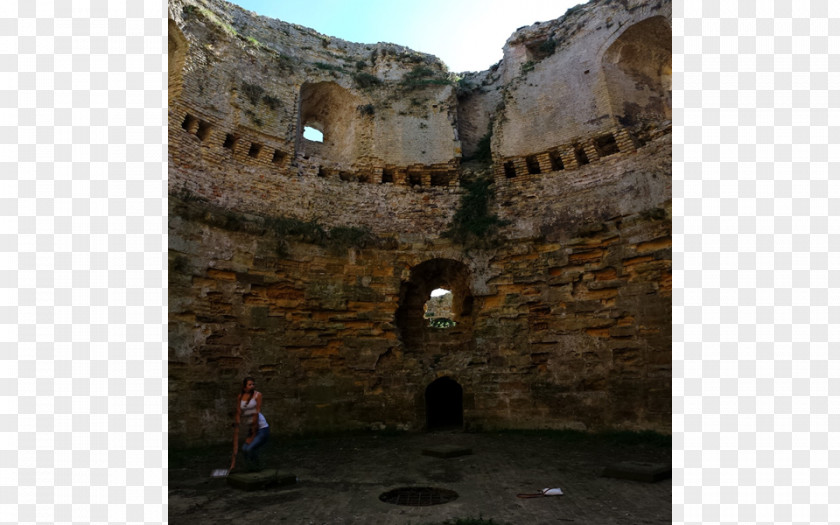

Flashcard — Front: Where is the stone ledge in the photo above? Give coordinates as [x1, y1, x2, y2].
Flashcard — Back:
[227, 469, 298, 491]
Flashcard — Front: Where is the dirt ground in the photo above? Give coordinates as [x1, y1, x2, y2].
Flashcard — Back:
[169, 430, 671, 525]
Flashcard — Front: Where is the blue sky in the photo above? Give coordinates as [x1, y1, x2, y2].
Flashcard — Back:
[227, 0, 582, 73]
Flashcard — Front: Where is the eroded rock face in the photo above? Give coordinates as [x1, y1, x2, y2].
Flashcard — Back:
[168, 0, 672, 446]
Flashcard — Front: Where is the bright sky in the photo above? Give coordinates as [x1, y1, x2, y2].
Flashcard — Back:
[228, 0, 583, 73]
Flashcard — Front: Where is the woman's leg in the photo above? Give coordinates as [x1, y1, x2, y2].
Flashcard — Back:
[241, 427, 270, 470]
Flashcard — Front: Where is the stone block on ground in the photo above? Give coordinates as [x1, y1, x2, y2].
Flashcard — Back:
[227, 469, 298, 491]
[421, 445, 473, 458]
[601, 461, 670, 482]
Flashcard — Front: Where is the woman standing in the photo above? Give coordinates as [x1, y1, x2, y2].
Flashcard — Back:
[231, 376, 270, 472]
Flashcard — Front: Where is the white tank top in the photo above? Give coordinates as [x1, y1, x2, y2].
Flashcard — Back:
[240, 394, 268, 429]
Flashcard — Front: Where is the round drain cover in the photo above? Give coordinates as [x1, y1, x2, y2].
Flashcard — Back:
[379, 486, 459, 506]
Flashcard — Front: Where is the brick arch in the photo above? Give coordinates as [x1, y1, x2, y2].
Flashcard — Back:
[600, 16, 671, 127]
[168, 19, 188, 106]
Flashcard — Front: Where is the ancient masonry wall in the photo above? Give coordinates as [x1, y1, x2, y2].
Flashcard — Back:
[168, 0, 672, 446]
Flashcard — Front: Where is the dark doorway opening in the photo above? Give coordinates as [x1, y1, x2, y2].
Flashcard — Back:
[425, 377, 463, 431]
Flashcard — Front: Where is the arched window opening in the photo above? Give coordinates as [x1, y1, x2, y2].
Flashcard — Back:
[424, 288, 455, 329]
[601, 16, 672, 127]
[395, 258, 475, 349]
[297, 82, 361, 164]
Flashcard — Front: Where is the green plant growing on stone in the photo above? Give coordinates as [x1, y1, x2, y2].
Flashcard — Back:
[353, 72, 382, 89]
[465, 125, 492, 164]
[538, 37, 556, 57]
[520, 61, 535, 75]
[262, 94, 280, 110]
[315, 62, 346, 73]
[241, 82, 264, 105]
[274, 53, 294, 72]
[429, 318, 456, 329]
[266, 217, 327, 245]
[195, 6, 236, 37]
[443, 175, 509, 249]
[356, 104, 375, 116]
[401, 65, 451, 89]
[326, 226, 378, 254]
[455, 76, 476, 97]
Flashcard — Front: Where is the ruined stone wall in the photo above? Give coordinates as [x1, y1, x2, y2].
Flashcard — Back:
[168, 0, 672, 446]
[491, 0, 671, 160]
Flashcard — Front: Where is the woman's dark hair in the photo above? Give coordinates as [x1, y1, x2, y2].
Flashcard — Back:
[241, 376, 255, 393]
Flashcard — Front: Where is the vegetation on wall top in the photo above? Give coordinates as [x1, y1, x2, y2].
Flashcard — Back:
[183, 4, 238, 37]
[443, 174, 509, 249]
[401, 66, 453, 89]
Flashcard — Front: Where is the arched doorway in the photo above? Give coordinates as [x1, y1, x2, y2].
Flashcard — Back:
[425, 377, 463, 431]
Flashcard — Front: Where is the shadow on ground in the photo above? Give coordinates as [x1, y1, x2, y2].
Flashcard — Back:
[169, 430, 671, 525]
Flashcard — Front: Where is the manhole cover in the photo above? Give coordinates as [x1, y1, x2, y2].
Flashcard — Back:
[379, 487, 459, 506]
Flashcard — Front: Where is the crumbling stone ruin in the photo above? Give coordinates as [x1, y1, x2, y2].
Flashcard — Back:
[168, 0, 672, 446]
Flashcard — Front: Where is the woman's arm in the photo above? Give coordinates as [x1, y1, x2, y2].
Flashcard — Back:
[232, 394, 242, 460]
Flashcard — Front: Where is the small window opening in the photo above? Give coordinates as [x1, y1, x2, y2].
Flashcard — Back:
[424, 288, 455, 329]
[248, 143, 262, 158]
[196, 120, 212, 141]
[272, 150, 286, 164]
[339, 171, 354, 182]
[181, 114, 197, 132]
[382, 169, 394, 184]
[503, 161, 517, 178]
[303, 126, 323, 142]
[526, 155, 541, 175]
[358, 173, 371, 183]
[574, 145, 589, 166]
[430, 172, 449, 187]
[408, 172, 422, 187]
[317, 166, 326, 177]
[594, 133, 620, 157]
[223, 134, 238, 151]
[549, 151, 564, 171]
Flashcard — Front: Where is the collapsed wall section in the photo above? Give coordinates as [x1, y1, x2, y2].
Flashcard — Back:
[457, 0, 671, 168]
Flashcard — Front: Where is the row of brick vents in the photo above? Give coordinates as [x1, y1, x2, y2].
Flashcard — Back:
[379, 487, 459, 506]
